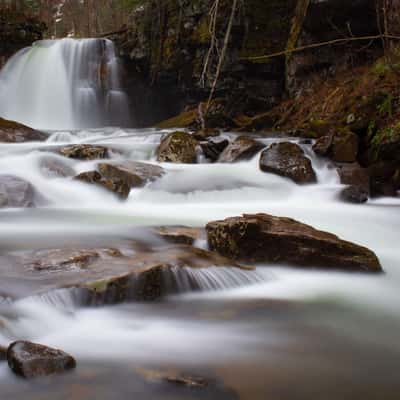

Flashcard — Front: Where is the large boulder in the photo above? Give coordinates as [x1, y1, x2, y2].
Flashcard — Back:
[206, 214, 382, 273]
[0, 118, 46, 142]
[59, 144, 109, 160]
[259, 142, 317, 184]
[7, 341, 76, 379]
[0, 175, 35, 207]
[75, 171, 131, 199]
[98, 161, 164, 188]
[157, 131, 198, 163]
[218, 136, 264, 163]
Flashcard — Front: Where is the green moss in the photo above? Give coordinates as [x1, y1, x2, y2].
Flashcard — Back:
[156, 109, 198, 129]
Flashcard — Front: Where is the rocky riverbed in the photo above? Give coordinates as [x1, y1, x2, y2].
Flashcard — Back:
[0, 122, 397, 398]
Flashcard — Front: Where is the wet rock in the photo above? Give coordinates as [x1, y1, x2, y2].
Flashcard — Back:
[7, 341, 76, 379]
[206, 214, 382, 273]
[60, 144, 109, 160]
[24, 248, 122, 272]
[75, 171, 131, 199]
[157, 131, 198, 163]
[218, 136, 264, 163]
[165, 374, 208, 388]
[154, 226, 204, 245]
[313, 134, 333, 157]
[0, 175, 35, 208]
[259, 142, 317, 184]
[39, 156, 75, 178]
[200, 137, 229, 162]
[340, 186, 369, 204]
[98, 161, 164, 188]
[332, 130, 359, 163]
[0, 118, 46, 142]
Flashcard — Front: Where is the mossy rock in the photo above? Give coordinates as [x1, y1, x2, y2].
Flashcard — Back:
[157, 131, 198, 163]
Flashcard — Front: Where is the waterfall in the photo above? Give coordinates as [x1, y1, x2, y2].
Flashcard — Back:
[0, 38, 131, 130]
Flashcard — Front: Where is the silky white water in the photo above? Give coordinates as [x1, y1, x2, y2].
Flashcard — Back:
[0, 128, 399, 399]
[0, 39, 131, 130]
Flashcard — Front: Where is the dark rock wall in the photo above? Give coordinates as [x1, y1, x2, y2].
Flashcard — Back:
[113, 0, 392, 127]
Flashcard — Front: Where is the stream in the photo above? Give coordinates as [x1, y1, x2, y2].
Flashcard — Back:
[0, 39, 399, 400]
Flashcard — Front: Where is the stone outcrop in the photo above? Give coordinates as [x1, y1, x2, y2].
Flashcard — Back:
[0, 118, 46, 142]
[7, 341, 76, 379]
[206, 213, 382, 272]
[157, 131, 198, 163]
[259, 142, 316, 184]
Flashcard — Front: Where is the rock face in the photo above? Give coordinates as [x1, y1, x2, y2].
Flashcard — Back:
[0, 118, 46, 142]
[206, 214, 382, 272]
[0, 175, 35, 208]
[218, 136, 264, 163]
[60, 145, 109, 160]
[98, 161, 164, 187]
[332, 130, 359, 163]
[259, 142, 316, 184]
[75, 171, 130, 199]
[157, 131, 198, 163]
[7, 341, 76, 379]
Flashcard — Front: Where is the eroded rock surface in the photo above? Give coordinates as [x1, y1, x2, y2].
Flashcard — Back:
[206, 214, 382, 272]
[259, 142, 316, 184]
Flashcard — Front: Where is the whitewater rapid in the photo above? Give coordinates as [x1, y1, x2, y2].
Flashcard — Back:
[0, 128, 399, 399]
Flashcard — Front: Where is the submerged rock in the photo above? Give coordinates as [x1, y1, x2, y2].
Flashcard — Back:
[259, 142, 316, 184]
[0, 175, 35, 208]
[154, 226, 204, 245]
[60, 144, 109, 160]
[206, 214, 382, 272]
[39, 156, 75, 178]
[157, 131, 198, 163]
[7, 341, 76, 379]
[98, 161, 164, 188]
[75, 170, 131, 199]
[218, 136, 264, 163]
[0, 118, 46, 142]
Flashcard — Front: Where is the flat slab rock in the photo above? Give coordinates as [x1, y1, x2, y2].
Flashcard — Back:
[259, 142, 316, 184]
[0, 118, 46, 142]
[206, 214, 382, 273]
[7, 341, 76, 378]
[4, 245, 251, 303]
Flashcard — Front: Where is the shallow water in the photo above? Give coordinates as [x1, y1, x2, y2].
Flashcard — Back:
[0, 128, 399, 399]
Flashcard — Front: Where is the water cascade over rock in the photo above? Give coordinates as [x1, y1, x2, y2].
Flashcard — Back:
[0, 38, 131, 130]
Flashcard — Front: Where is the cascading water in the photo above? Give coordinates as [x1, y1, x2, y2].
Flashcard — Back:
[0, 38, 131, 130]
